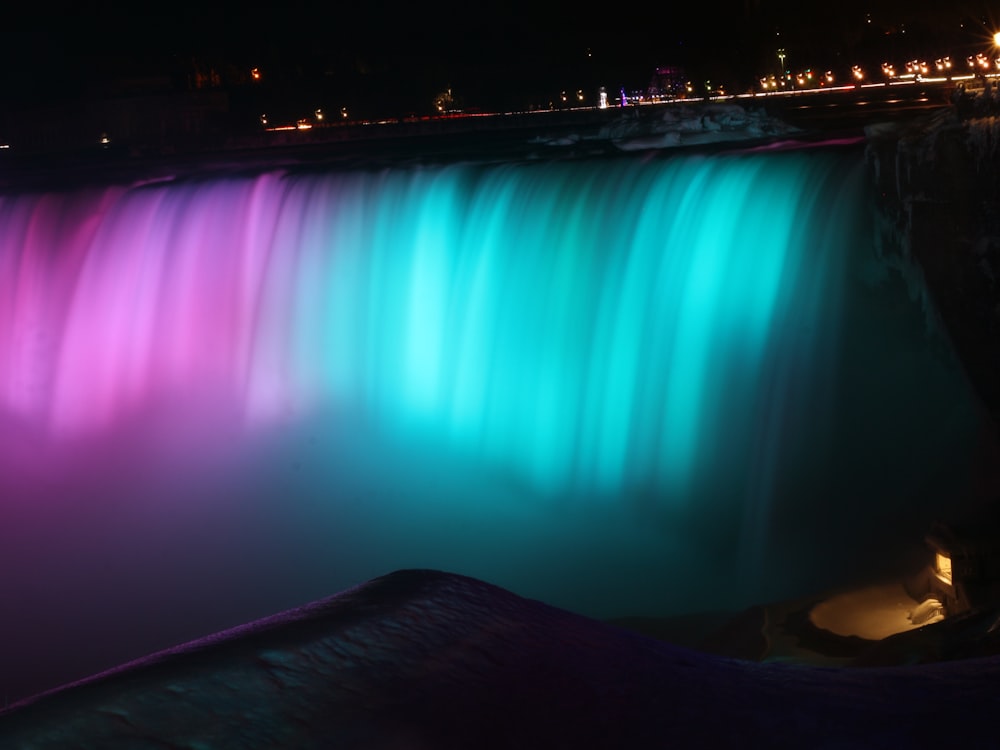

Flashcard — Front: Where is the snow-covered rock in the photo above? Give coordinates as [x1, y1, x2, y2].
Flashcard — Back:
[3, 569, 1000, 749]
[601, 103, 800, 151]
[528, 102, 800, 153]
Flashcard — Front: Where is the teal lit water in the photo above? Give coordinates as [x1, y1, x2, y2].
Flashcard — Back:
[0, 143, 990, 701]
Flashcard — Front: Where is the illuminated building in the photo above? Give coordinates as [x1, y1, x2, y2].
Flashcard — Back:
[915, 519, 1000, 618]
[647, 65, 689, 100]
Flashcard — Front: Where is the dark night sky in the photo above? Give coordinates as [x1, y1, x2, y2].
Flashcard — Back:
[2, 2, 998, 116]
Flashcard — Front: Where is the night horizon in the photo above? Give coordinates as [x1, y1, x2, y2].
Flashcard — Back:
[3, 2, 999, 120]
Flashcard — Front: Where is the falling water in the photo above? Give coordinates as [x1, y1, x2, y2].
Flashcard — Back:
[2, 153, 853, 492]
[0, 145, 986, 702]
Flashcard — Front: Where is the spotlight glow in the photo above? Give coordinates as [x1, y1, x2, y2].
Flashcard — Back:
[0, 154, 856, 500]
[0, 144, 989, 700]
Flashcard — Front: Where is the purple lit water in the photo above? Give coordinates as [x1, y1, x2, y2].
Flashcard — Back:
[0, 142, 991, 704]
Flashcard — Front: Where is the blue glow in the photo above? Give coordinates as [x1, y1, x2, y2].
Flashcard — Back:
[0, 144, 988, 692]
[0, 152, 864, 505]
[263, 153, 855, 500]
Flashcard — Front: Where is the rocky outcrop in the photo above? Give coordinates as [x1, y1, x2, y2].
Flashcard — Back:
[866, 107, 1000, 434]
[4, 569, 1000, 749]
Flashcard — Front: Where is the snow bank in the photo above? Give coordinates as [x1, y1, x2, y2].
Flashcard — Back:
[604, 103, 801, 151]
[4, 569, 1000, 749]
[529, 102, 800, 152]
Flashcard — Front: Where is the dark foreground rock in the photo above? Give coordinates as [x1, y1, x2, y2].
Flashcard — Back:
[2, 569, 1000, 749]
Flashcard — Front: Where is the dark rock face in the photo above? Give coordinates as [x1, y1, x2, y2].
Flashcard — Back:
[3, 569, 1000, 749]
[866, 110, 1000, 437]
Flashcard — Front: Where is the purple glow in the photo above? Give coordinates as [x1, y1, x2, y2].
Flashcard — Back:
[0, 151, 987, 707]
[2, 176, 291, 437]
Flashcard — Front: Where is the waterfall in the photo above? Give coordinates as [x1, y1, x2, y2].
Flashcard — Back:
[0, 145, 984, 696]
[1, 152, 857, 498]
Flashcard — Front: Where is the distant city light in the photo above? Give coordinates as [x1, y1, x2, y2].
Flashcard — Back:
[47, 25, 998, 128]
[971, 53, 991, 69]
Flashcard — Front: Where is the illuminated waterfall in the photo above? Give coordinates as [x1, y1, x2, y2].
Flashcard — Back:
[1, 141, 990, 707]
[0, 152, 854, 502]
